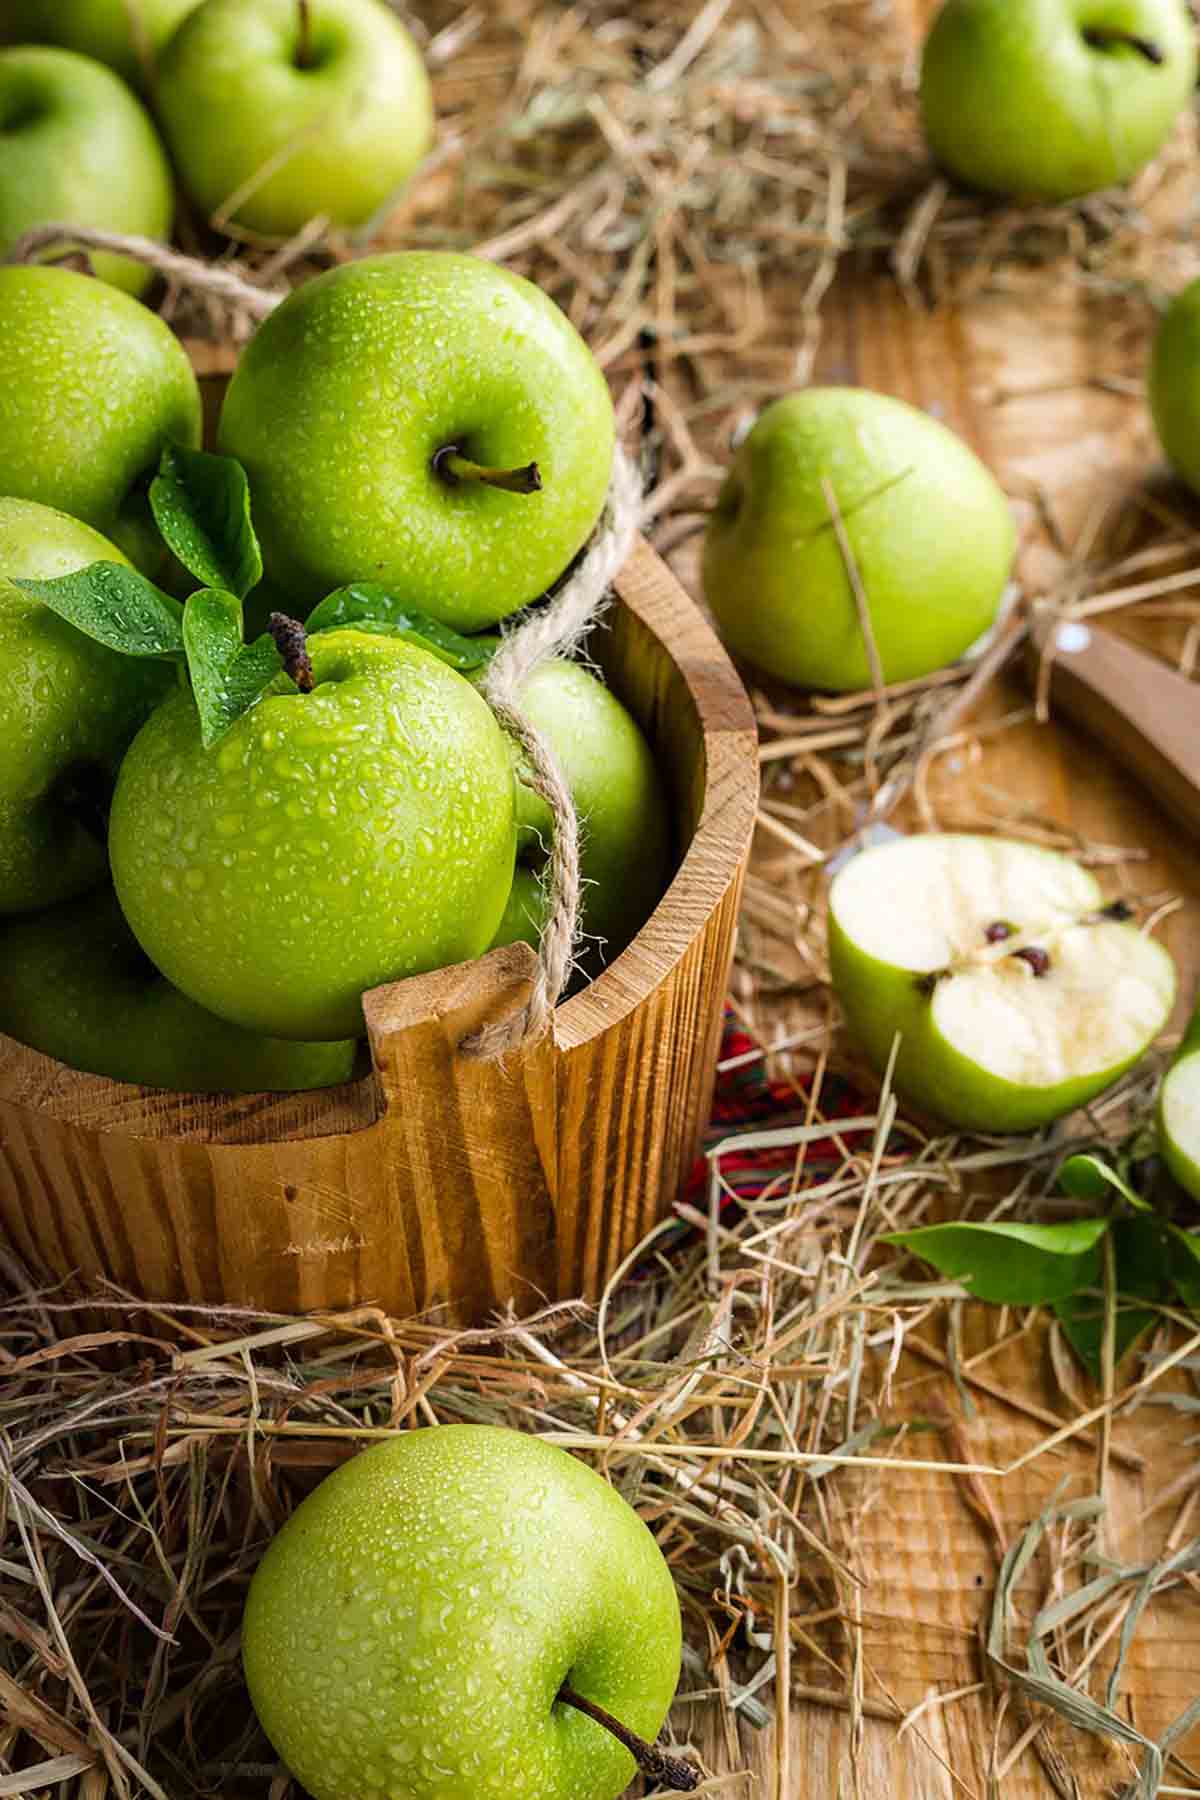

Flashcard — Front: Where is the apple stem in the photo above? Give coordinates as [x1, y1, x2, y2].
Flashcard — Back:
[556, 1684, 700, 1791]
[1082, 26, 1165, 64]
[433, 446, 543, 496]
[296, 0, 313, 68]
[268, 613, 315, 693]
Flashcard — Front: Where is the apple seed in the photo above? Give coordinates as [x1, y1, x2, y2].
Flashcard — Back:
[984, 920, 1015, 943]
[1010, 946, 1051, 979]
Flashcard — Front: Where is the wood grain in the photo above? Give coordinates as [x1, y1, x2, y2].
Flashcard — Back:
[0, 541, 759, 1321]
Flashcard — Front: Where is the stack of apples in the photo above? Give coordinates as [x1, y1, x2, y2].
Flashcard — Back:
[0, 250, 672, 1094]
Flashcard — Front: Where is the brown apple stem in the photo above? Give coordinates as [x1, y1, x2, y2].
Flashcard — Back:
[1082, 26, 1165, 64]
[296, 0, 313, 67]
[556, 1684, 700, 1792]
[433, 447, 543, 495]
[268, 613, 315, 693]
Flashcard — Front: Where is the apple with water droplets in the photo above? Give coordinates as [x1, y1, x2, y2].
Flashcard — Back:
[109, 627, 517, 1042]
[829, 834, 1176, 1132]
[242, 1424, 687, 1800]
[217, 252, 615, 627]
[0, 496, 172, 914]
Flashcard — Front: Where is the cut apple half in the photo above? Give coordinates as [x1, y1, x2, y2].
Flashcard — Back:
[828, 834, 1176, 1133]
[1159, 1013, 1200, 1201]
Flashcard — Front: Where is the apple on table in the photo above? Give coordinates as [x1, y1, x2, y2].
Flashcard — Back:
[920, 0, 1197, 202]
[0, 45, 173, 293]
[157, 0, 434, 238]
[0, 0, 200, 90]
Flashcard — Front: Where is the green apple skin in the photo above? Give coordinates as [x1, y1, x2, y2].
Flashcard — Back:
[0, 266, 202, 571]
[920, 0, 1197, 203]
[491, 863, 548, 953]
[0, 497, 172, 913]
[157, 0, 433, 238]
[217, 253, 615, 627]
[0, 0, 199, 91]
[829, 836, 1176, 1134]
[109, 630, 517, 1042]
[0, 47, 172, 295]
[1158, 1003, 1200, 1200]
[1149, 279, 1200, 495]
[242, 1424, 683, 1800]
[0, 890, 357, 1093]
[489, 659, 672, 964]
[703, 389, 1015, 693]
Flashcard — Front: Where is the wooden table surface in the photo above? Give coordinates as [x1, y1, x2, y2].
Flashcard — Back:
[679, 1, 1200, 1794]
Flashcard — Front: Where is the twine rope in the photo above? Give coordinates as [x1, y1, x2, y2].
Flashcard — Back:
[5, 225, 644, 1057]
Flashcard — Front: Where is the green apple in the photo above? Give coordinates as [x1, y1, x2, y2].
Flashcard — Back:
[1149, 278, 1200, 495]
[1159, 1002, 1200, 1199]
[486, 659, 671, 965]
[920, 0, 1197, 202]
[0, 0, 200, 90]
[242, 1424, 684, 1800]
[0, 46, 172, 295]
[157, 0, 433, 238]
[110, 628, 517, 1041]
[217, 252, 615, 627]
[702, 388, 1015, 692]
[0, 497, 172, 913]
[491, 864, 548, 955]
[0, 889, 357, 1092]
[0, 265, 202, 570]
[829, 833, 1175, 1133]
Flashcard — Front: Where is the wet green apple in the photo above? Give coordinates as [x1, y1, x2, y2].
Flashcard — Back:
[920, 0, 1196, 203]
[703, 388, 1015, 692]
[217, 253, 615, 627]
[1149, 278, 1200, 496]
[486, 658, 671, 965]
[0, 497, 171, 914]
[109, 628, 517, 1041]
[1159, 1001, 1200, 1199]
[0, 46, 172, 294]
[0, 0, 200, 90]
[242, 1425, 684, 1800]
[491, 864, 548, 955]
[829, 833, 1176, 1133]
[158, 0, 433, 238]
[0, 889, 357, 1092]
[0, 265, 201, 570]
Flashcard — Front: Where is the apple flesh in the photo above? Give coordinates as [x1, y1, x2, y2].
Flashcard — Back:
[217, 252, 615, 627]
[1159, 1004, 1200, 1200]
[920, 0, 1197, 202]
[110, 629, 517, 1042]
[0, 497, 172, 914]
[0, 890, 357, 1093]
[0, 265, 202, 571]
[487, 658, 672, 967]
[829, 834, 1176, 1132]
[703, 388, 1015, 692]
[242, 1424, 683, 1800]
[0, 46, 172, 295]
[157, 0, 433, 238]
[0, 0, 200, 91]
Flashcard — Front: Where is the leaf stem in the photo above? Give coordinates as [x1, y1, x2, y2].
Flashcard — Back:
[268, 613, 315, 693]
[432, 446, 543, 495]
[556, 1684, 700, 1792]
[1082, 26, 1165, 64]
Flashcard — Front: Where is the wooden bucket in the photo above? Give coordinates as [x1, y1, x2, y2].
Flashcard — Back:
[0, 538, 758, 1323]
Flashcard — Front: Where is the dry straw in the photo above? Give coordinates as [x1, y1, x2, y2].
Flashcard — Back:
[5, 1, 1200, 1795]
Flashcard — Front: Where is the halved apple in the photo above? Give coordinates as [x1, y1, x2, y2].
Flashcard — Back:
[1159, 1005, 1200, 1199]
[828, 834, 1176, 1133]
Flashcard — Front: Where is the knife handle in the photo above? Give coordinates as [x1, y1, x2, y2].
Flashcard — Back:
[1026, 614, 1200, 836]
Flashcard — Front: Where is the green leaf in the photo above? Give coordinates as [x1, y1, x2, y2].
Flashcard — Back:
[1051, 1218, 1171, 1377]
[1168, 1224, 1200, 1312]
[884, 1218, 1110, 1306]
[305, 583, 495, 671]
[14, 562, 184, 658]
[1057, 1152, 1149, 1212]
[182, 588, 281, 748]
[149, 443, 262, 600]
